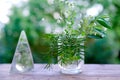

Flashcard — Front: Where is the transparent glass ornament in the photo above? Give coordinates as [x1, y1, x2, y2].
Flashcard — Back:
[10, 30, 34, 73]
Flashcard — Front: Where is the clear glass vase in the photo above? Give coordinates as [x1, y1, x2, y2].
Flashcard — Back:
[58, 35, 84, 74]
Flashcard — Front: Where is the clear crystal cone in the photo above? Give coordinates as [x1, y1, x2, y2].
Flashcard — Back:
[10, 30, 34, 73]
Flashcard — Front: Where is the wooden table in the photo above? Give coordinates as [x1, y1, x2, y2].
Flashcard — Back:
[0, 64, 120, 80]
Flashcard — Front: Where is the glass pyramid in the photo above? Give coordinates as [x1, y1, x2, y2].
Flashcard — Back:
[10, 30, 34, 73]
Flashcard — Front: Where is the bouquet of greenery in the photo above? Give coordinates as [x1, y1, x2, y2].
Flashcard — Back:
[46, 0, 112, 69]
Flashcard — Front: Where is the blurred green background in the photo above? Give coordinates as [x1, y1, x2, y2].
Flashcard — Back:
[0, 0, 120, 64]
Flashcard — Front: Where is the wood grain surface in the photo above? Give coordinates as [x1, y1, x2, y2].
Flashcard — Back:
[0, 64, 120, 80]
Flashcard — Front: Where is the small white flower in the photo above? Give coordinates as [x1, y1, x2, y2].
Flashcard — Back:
[41, 18, 45, 21]
[68, 2, 75, 8]
[66, 21, 72, 25]
[53, 12, 61, 19]
[47, 0, 54, 5]
[65, 1, 69, 4]
[57, 19, 61, 23]
[59, 0, 64, 2]
[64, 10, 70, 18]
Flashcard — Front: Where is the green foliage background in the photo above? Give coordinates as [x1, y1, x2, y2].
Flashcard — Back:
[0, 0, 120, 64]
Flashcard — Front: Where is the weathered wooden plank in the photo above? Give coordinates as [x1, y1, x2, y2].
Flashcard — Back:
[0, 64, 120, 80]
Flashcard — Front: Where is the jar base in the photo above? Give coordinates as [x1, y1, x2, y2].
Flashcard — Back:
[60, 69, 82, 74]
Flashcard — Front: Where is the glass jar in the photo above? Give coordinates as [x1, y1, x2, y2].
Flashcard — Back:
[58, 35, 84, 74]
